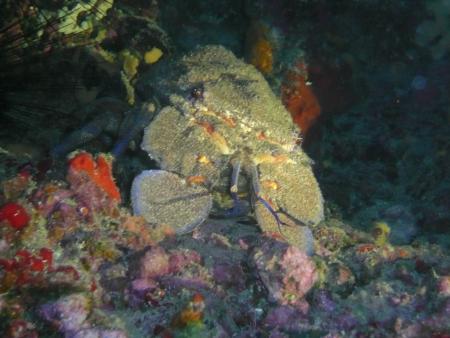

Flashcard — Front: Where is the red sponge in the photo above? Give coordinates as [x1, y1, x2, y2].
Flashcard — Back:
[0, 202, 30, 230]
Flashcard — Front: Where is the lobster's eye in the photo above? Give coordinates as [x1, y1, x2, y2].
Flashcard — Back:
[190, 87, 203, 100]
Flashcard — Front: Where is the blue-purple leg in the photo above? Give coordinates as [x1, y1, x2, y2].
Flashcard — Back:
[112, 107, 155, 157]
[255, 194, 285, 235]
[111, 126, 138, 157]
[50, 120, 105, 157]
[251, 165, 286, 237]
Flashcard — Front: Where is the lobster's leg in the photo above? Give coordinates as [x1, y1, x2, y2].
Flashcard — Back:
[112, 113, 145, 157]
[112, 104, 155, 157]
[230, 160, 241, 203]
[250, 165, 286, 237]
[224, 160, 249, 217]
[50, 116, 108, 157]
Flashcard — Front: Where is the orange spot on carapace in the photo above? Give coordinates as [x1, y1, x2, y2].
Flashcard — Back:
[196, 155, 211, 165]
[196, 120, 231, 154]
[196, 120, 215, 134]
[186, 175, 206, 186]
[261, 180, 279, 190]
[68, 152, 121, 201]
[281, 62, 321, 135]
[221, 115, 236, 128]
[254, 153, 290, 165]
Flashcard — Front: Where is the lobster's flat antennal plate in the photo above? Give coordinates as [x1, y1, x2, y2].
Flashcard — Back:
[131, 170, 212, 234]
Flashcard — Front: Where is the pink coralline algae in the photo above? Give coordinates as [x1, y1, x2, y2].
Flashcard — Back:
[28, 152, 122, 231]
[66, 171, 118, 218]
[71, 328, 128, 338]
[40, 294, 91, 335]
[281, 246, 318, 299]
[136, 246, 202, 281]
[437, 276, 450, 296]
[213, 262, 246, 290]
[39, 293, 127, 338]
[33, 185, 69, 215]
[263, 305, 308, 331]
[31, 183, 85, 229]
[253, 238, 318, 311]
[168, 249, 202, 273]
[139, 246, 171, 279]
[130, 246, 204, 304]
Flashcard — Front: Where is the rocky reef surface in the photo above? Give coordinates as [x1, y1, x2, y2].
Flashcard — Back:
[1, 150, 450, 337]
[1, 149, 450, 337]
[1, 0, 449, 337]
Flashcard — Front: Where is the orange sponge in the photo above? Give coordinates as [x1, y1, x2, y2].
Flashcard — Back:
[68, 152, 121, 201]
[246, 21, 274, 75]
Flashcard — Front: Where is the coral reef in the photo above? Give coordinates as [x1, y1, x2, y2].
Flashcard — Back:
[1, 147, 450, 337]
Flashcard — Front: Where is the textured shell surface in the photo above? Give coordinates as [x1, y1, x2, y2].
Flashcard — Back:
[139, 45, 324, 230]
